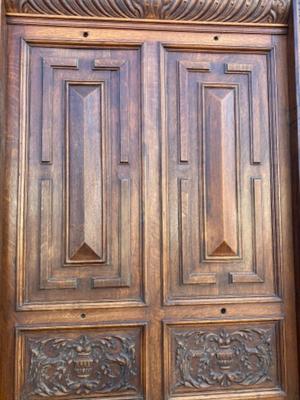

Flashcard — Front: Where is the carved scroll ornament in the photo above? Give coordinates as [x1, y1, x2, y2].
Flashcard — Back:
[5, 0, 291, 24]
[174, 328, 273, 389]
[22, 334, 138, 398]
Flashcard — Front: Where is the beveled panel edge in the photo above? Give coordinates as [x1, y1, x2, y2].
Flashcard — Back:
[4, 0, 291, 25]
[161, 43, 283, 306]
[164, 390, 286, 400]
[16, 38, 148, 310]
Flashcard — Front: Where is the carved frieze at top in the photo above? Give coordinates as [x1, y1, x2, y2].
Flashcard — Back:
[5, 0, 291, 24]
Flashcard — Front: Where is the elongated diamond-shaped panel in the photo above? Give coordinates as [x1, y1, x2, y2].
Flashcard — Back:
[203, 87, 239, 259]
[67, 84, 105, 263]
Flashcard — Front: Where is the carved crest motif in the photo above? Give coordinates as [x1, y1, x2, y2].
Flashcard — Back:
[22, 334, 138, 398]
[174, 328, 273, 389]
[5, 0, 291, 24]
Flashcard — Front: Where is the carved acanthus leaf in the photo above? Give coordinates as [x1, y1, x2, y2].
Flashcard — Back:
[22, 334, 138, 399]
[5, 0, 291, 24]
[174, 328, 273, 389]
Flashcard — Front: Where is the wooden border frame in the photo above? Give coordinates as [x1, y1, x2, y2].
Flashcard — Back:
[1, 0, 300, 395]
[162, 317, 285, 399]
[0, 1, 7, 399]
[15, 321, 149, 400]
[288, 0, 300, 383]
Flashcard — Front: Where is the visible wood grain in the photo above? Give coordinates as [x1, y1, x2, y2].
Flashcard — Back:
[16, 324, 146, 399]
[1, 9, 300, 400]
[0, 2, 8, 400]
[67, 84, 104, 263]
[178, 61, 211, 163]
[163, 47, 274, 300]
[166, 321, 279, 395]
[41, 57, 78, 164]
[39, 179, 78, 289]
[15, 43, 144, 309]
[288, 0, 300, 383]
[225, 63, 262, 165]
[203, 86, 239, 258]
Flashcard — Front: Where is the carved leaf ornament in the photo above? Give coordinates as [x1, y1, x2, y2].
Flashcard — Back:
[5, 0, 291, 24]
[22, 334, 138, 398]
[175, 328, 273, 389]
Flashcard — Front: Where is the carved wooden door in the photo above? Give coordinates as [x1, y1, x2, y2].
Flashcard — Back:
[1, 4, 299, 400]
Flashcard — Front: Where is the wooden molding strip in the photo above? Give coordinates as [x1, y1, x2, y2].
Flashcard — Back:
[5, 0, 291, 24]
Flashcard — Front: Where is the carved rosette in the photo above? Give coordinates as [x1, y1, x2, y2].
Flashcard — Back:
[22, 334, 138, 399]
[5, 0, 291, 24]
[174, 328, 273, 389]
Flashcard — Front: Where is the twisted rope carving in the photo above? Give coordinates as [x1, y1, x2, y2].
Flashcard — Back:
[6, 0, 291, 24]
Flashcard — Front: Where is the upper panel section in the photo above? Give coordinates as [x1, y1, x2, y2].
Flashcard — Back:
[5, 0, 291, 24]
[17, 42, 145, 310]
[162, 46, 279, 305]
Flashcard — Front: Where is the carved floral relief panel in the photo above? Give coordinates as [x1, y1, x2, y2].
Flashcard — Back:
[164, 321, 282, 398]
[16, 324, 146, 400]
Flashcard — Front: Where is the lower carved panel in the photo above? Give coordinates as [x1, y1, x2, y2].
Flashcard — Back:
[164, 320, 282, 398]
[16, 324, 146, 400]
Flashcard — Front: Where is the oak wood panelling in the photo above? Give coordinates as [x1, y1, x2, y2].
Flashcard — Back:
[288, 0, 300, 384]
[17, 41, 145, 310]
[163, 319, 284, 399]
[2, 18, 299, 400]
[67, 83, 106, 264]
[0, 2, 7, 400]
[201, 84, 240, 261]
[162, 46, 278, 304]
[41, 57, 79, 164]
[15, 322, 147, 400]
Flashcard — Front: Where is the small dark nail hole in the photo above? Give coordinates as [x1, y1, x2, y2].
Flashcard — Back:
[83, 31, 89, 37]
[214, 36, 219, 41]
[81, 313, 86, 319]
[221, 308, 227, 314]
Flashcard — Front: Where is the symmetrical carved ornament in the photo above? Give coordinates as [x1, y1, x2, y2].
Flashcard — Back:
[22, 334, 138, 398]
[174, 328, 273, 389]
[5, 0, 291, 24]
